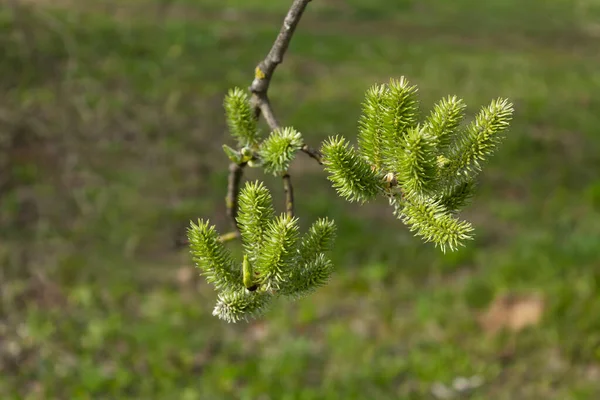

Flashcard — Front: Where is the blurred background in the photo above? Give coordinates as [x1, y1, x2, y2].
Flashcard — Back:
[1, 0, 600, 398]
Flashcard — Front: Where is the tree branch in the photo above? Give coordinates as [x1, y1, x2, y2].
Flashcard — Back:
[225, 161, 245, 236]
[223, 0, 313, 241]
[249, 0, 321, 165]
[219, 231, 240, 243]
[250, 0, 312, 98]
[282, 173, 294, 218]
[301, 144, 323, 165]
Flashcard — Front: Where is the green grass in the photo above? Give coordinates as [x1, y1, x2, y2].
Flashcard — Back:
[1, 0, 600, 398]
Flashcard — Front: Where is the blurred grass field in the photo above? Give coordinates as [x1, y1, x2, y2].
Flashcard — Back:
[1, 0, 600, 398]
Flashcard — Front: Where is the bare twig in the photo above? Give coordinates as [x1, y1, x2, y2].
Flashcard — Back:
[301, 144, 323, 164]
[282, 173, 294, 218]
[219, 231, 240, 243]
[249, 0, 312, 105]
[225, 161, 245, 234]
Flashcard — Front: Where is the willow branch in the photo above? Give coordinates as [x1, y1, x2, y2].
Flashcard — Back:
[301, 144, 323, 165]
[219, 231, 240, 243]
[225, 162, 245, 237]
[249, 0, 321, 164]
[250, 0, 311, 100]
[223, 0, 313, 241]
[282, 173, 294, 218]
[247, 0, 309, 223]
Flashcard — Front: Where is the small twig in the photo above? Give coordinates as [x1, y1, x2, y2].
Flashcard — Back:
[250, 0, 312, 103]
[282, 173, 294, 218]
[301, 144, 323, 164]
[219, 231, 240, 243]
[175, 230, 240, 248]
[251, 92, 280, 131]
[225, 162, 245, 234]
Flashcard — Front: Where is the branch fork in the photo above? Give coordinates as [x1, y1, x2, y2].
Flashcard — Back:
[224, 0, 316, 239]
